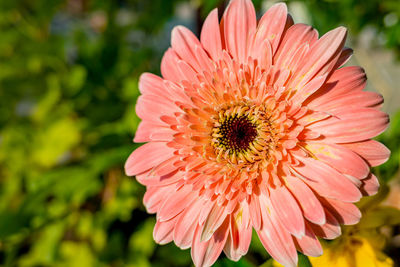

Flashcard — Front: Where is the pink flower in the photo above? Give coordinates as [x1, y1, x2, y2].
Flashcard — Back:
[125, 1, 390, 266]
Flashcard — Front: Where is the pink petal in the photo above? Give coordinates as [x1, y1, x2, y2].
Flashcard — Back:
[309, 108, 389, 143]
[171, 26, 204, 72]
[304, 142, 370, 179]
[249, 194, 262, 230]
[153, 218, 177, 245]
[223, 215, 252, 261]
[360, 173, 380, 196]
[201, 203, 229, 242]
[311, 210, 341, 240]
[257, 195, 298, 267]
[320, 197, 361, 225]
[296, 110, 330, 126]
[158, 185, 196, 222]
[143, 185, 175, 213]
[307, 66, 366, 106]
[191, 219, 230, 267]
[334, 47, 353, 68]
[290, 74, 328, 106]
[270, 185, 305, 238]
[294, 224, 323, 257]
[223, 0, 256, 63]
[138, 72, 165, 96]
[198, 199, 215, 226]
[253, 3, 289, 54]
[177, 60, 199, 82]
[134, 121, 174, 142]
[136, 168, 181, 187]
[292, 27, 347, 88]
[151, 157, 180, 177]
[293, 156, 362, 202]
[200, 8, 222, 61]
[275, 23, 318, 69]
[160, 48, 181, 82]
[250, 39, 272, 70]
[174, 199, 204, 249]
[313, 91, 383, 114]
[125, 142, 175, 176]
[163, 80, 191, 103]
[342, 140, 390, 167]
[136, 95, 179, 122]
[286, 176, 325, 225]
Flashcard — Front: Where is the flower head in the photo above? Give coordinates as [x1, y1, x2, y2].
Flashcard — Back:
[125, 1, 390, 266]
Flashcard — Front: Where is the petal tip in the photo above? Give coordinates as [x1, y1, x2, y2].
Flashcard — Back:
[271, 2, 288, 11]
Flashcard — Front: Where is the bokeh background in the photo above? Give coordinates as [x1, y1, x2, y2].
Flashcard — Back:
[1, 0, 400, 266]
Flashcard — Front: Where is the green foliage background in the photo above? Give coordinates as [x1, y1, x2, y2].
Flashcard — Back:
[0, 0, 399, 266]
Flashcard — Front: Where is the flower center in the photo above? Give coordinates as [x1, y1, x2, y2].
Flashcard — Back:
[214, 114, 258, 154]
[208, 101, 285, 167]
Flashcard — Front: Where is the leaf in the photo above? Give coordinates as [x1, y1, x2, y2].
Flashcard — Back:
[261, 253, 312, 267]
[358, 206, 400, 229]
[298, 254, 313, 267]
[215, 257, 256, 267]
[17, 222, 65, 266]
[129, 218, 156, 257]
[31, 117, 82, 168]
[32, 74, 61, 123]
[0, 211, 32, 239]
[66, 65, 87, 95]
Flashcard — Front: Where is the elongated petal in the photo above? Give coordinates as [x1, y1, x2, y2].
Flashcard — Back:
[249, 194, 262, 230]
[307, 66, 366, 106]
[290, 74, 327, 106]
[161, 48, 181, 82]
[136, 95, 179, 122]
[311, 210, 341, 240]
[143, 185, 175, 213]
[320, 197, 361, 225]
[191, 219, 230, 267]
[223, 0, 256, 63]
[304, 142, 369, 179]
[249, 39, 272, 70]
[158, 185, 196, 222]
[201, 8, 222, 61]
[292, 27, 347, 87]
[275, 23, 318, 69]
[251, 3, 288, 55]
[139, 73, 165, 96]
[201, 203, 228, 242]
[286, 176, 325, 225]
[153, 218, 177, 245]
[171, 26, 204, 72]
[257, 195, 298, 267]
[293, 156, 362, 202]
[360, 173, 380, 196]
[174, 200, 204, 249]
[335, 47, 353, 68]
[134, 121, 174, 142]
[342, 140, 390, 167]
[270, 185, 305, 237]
[125, 142, 175, 176]
[223, 215, 252, 261]
[294, 224, 323, 257]
[314, 91, 383, 114]
[309, 108, 389, 143]
[136, 168, 181, 187]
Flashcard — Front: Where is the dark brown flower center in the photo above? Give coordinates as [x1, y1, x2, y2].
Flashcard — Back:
[214, 115, 258, 154]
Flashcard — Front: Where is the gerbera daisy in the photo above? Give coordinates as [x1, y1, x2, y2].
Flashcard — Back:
[125, 1, 390, 266]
